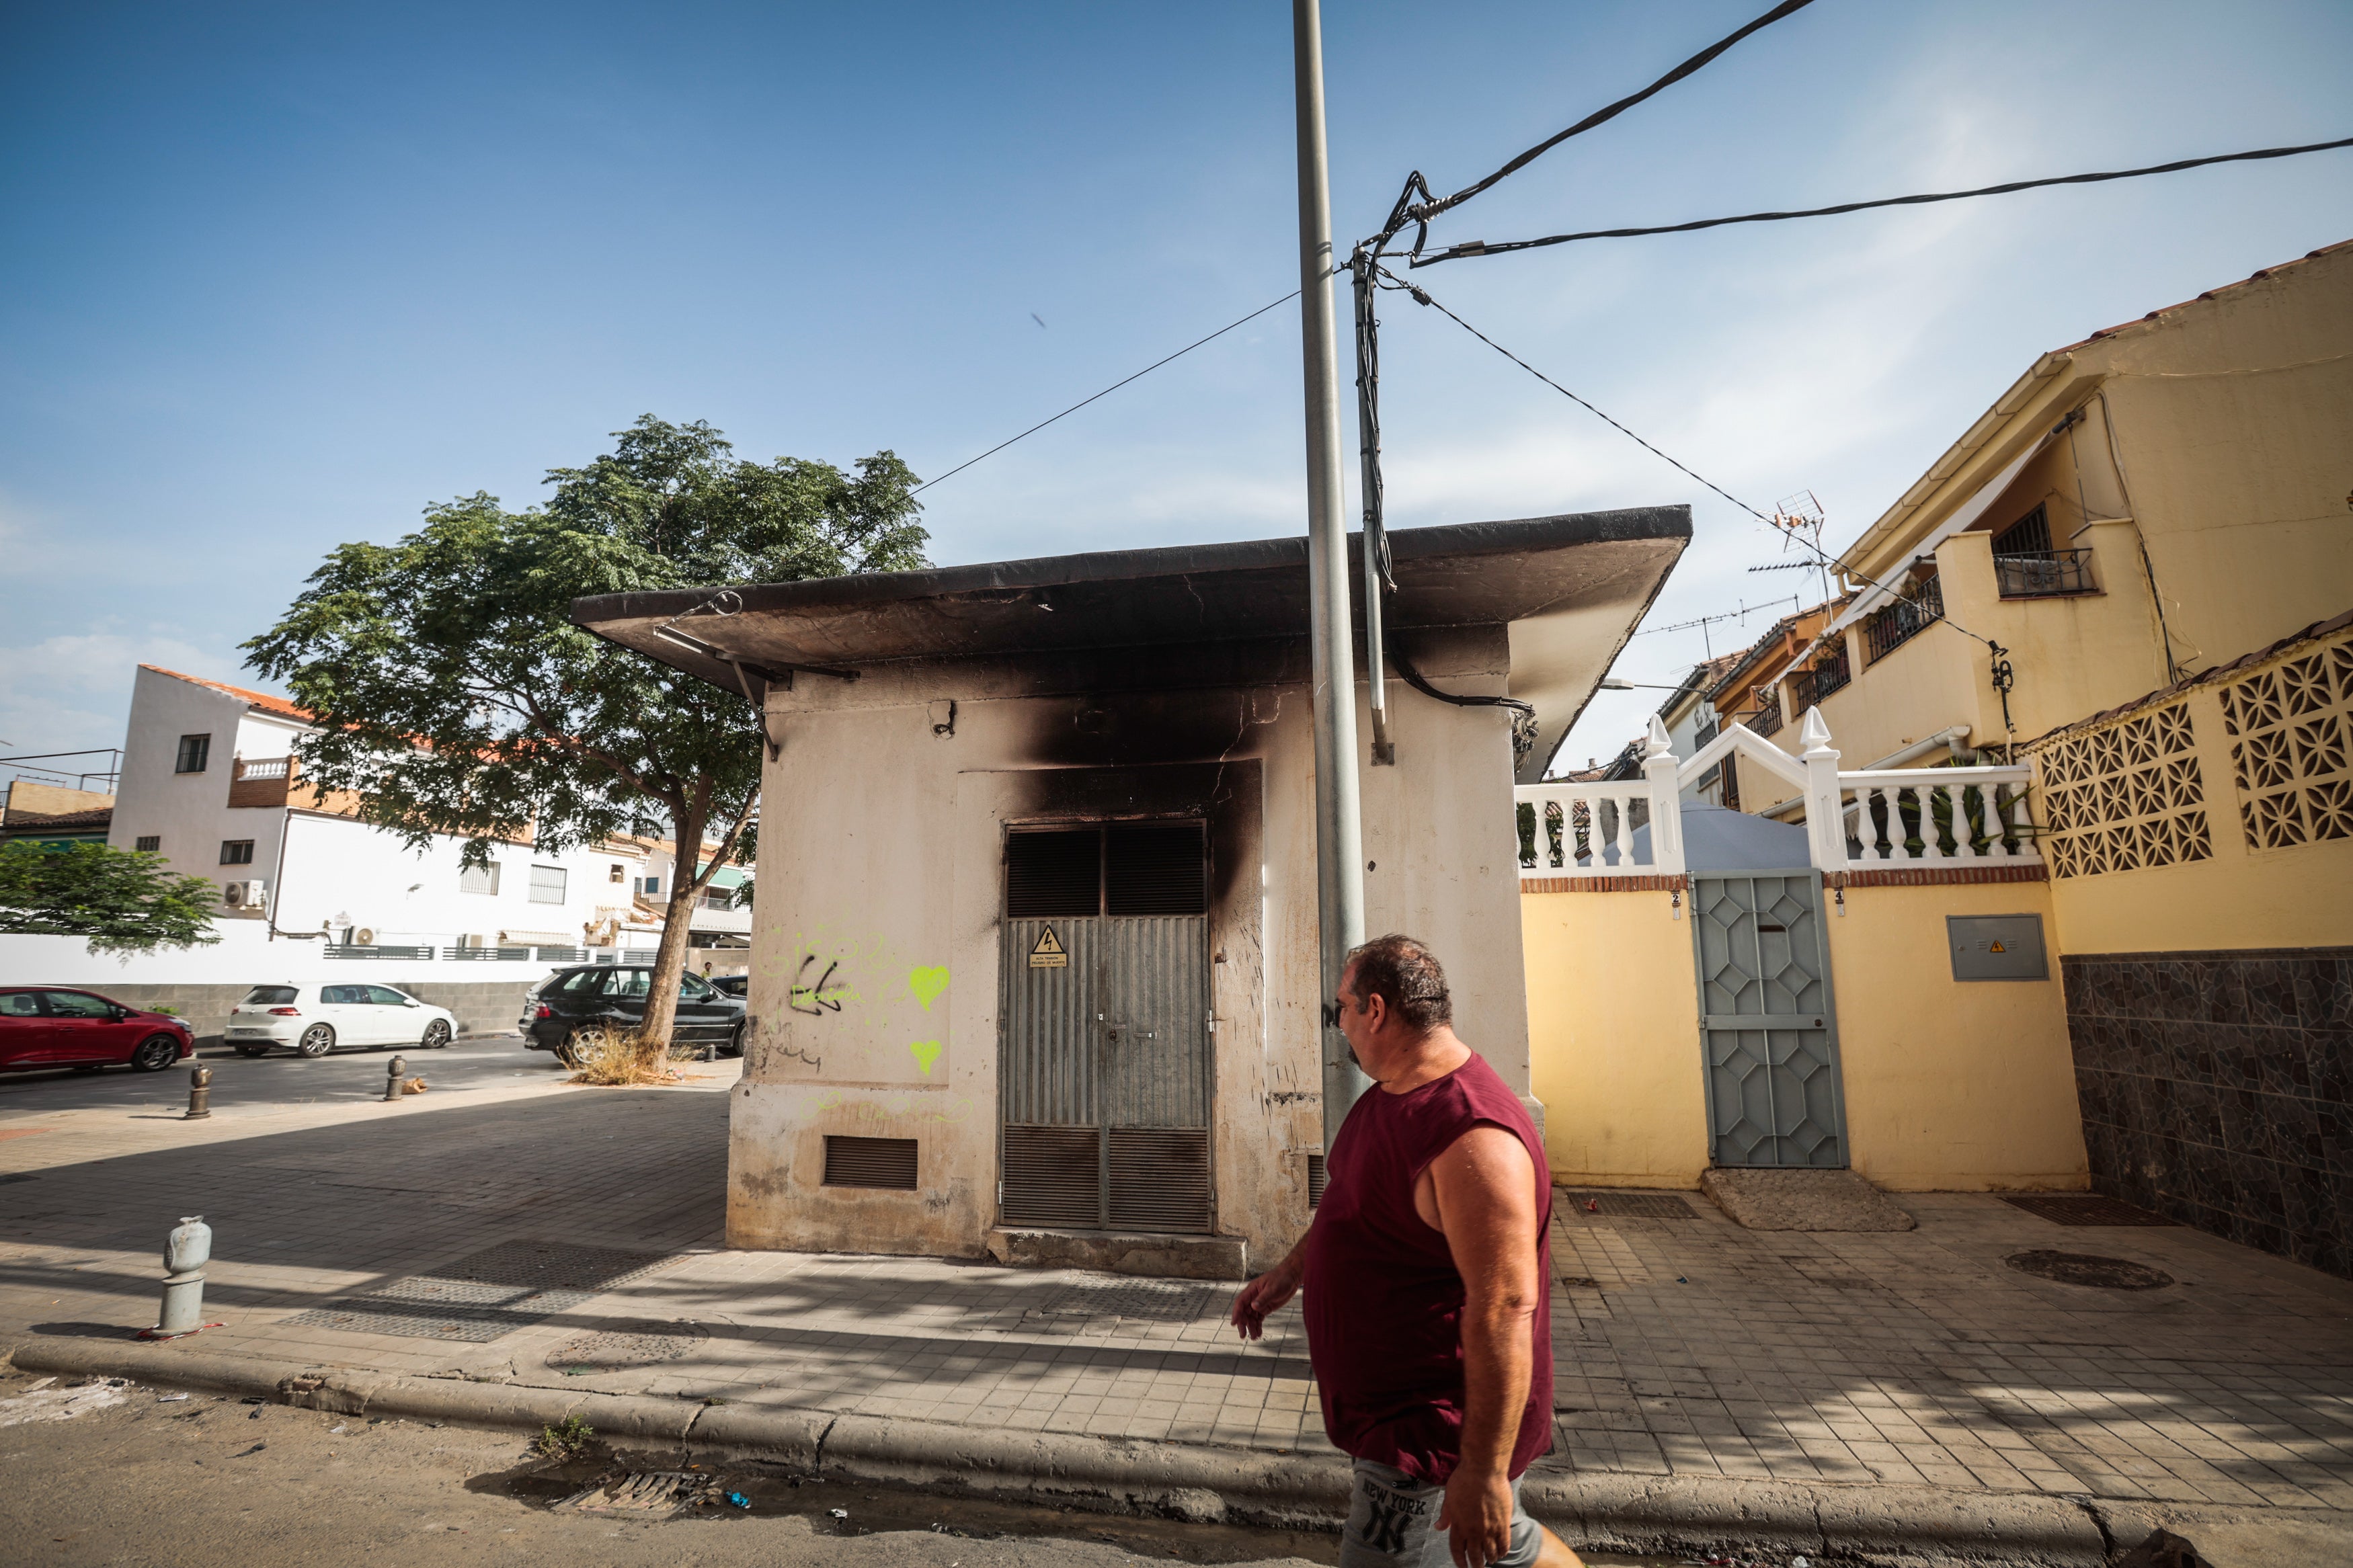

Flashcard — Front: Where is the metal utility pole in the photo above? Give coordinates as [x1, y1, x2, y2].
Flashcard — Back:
[1292, 0, 1370, 1151]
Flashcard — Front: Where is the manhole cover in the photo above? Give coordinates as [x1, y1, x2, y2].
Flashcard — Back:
[545, 1324, 709, 1372]
[1558, 1190, 1696, 1219]
[2000, 1193, 2174, 1227]
[1029, 1279, 1219, 1323]
[2003, 1250, 2175, 1290]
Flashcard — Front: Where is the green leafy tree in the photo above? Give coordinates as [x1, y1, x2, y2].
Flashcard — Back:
[245, 416, 927, 1059]
[0, 843, 221, 954]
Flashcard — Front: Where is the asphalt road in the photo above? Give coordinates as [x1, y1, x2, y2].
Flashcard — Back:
[0, 1368, 1718, 1568]
[0, 1034, 569, 1119]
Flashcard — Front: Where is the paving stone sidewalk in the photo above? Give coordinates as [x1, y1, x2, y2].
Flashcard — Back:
[3, 1067, 2350, 1518]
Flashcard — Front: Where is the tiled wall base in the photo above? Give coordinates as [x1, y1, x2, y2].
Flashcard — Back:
[2064, 946, 2351, 1278]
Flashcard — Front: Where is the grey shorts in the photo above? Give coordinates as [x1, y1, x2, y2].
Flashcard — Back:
[1340, 1458, 1542, 1567]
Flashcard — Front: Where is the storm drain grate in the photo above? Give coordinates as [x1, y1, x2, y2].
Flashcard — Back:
[1558, 1190, 1698, 1219]
[278, 1239, 675, 1342]
[1029, 1278, 1220, 1323]
[2000, 1193, 2175, 1227]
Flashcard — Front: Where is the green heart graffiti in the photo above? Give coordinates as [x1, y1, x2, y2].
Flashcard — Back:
[908, 966, 951, 1010]
[908, 1040, 943, 1075]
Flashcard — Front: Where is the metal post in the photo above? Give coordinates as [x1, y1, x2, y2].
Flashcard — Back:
[183, 1064, 212, 1121]
[154, 1216, 211, 1338]
[383, 1055, 407, 1102]
[1293, 0, 1370, 1151]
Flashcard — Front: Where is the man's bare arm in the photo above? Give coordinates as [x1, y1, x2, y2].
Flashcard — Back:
[1425, 1126, 1540, 1566]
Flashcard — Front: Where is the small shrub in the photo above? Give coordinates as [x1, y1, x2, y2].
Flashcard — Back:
[536, 1414, 594, 1460]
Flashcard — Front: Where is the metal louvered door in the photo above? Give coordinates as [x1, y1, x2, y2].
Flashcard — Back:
[1691, 871, 1848, 1168]
[1000, 916, 1212, 1232]
[999, 820, 1213, 1235]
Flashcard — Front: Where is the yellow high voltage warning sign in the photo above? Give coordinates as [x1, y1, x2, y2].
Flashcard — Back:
[1029, 927, 1068, 968]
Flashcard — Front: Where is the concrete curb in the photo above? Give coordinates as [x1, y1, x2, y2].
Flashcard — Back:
[10, 1335, 2323, 1564]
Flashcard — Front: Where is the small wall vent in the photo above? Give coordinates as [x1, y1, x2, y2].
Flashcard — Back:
[822, 1135, 918, 1190]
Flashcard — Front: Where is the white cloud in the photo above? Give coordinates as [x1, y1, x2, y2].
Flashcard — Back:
[0, 630, 231, 778]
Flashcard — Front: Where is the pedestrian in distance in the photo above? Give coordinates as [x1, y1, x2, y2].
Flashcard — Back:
[1230, 935, 1579, 1568]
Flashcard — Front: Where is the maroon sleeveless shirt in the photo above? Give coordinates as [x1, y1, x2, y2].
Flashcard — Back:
[1304, 1050, 1554, 1483]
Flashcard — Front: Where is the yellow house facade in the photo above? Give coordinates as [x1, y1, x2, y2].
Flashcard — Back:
[1661, 240, 2353, 1276]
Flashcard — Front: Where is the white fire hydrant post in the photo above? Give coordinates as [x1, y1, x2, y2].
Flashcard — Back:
[155, 1215, 212, 1337]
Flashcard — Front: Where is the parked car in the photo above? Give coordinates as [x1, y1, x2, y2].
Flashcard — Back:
[0, 987, 194, 1074]
[709, 974, 748, 999]
[225, 983, 456, 1058]
[520, 964, 746, 1067]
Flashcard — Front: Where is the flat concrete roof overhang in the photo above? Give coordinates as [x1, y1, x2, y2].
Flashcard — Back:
[572, 506, 1689, 782]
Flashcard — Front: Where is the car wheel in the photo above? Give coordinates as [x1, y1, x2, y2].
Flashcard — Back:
[725, 1026, 745, 1059]
[297, 1024, 336, 1058]
[563, 1024, 617, 1071]
[421, 1020, 452, 1049]
[129, 1034, 181, 1072]
[235, 1045, 270, 1058]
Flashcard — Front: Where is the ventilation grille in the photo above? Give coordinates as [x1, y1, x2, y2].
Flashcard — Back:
[1306, 1152, 1326, 1210]
[1107, 1127, 1211, 1233]
[1006, 830, 1101, 917]
[1002, 1125, 1101, 1227]
[1106, 825, 1207, 915]
[1005, 822, 1209, 918]
[822, 1135, 918, 1190]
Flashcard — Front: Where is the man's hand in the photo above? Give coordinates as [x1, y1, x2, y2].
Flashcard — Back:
[1435, 1462, 1515, 1568]
[1228, 1253, 1302, 1341]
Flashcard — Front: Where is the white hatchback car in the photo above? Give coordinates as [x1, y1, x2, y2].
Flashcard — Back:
[225, 983, 457, 1059]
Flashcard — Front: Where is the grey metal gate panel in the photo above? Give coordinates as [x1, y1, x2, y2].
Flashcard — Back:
[1099, 915, 1210, 1129]
[1000, 913, 1211, 1233]
[1691, 871, 1848, 1168]
[1002, 918, 1102, 1126]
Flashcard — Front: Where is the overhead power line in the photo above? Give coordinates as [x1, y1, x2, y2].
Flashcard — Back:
[1413, 135, 2353, 265]
[912, 285, 1309, 495]
[1392, 0, 1817, 238]
[1371, 261, 1771, 522]
[1375, 261, 2000, 652]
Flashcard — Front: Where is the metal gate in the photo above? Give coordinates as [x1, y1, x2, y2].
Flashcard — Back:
[1000, 915, 1213, 1232]
[1691, 871, 1848, 1168]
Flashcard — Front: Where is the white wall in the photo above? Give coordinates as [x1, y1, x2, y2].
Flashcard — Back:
[272, 812, 642, 948]
[106, 667, 254, 880]
[0, 920, 559, 987]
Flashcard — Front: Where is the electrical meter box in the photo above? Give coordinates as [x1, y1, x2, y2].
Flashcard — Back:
[1947, 914, 2048, 981]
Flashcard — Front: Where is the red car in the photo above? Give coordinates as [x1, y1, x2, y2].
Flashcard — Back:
[0, 986, 194, 1074]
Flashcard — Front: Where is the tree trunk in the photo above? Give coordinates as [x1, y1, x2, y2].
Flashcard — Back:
[637, 809, 707, 1052]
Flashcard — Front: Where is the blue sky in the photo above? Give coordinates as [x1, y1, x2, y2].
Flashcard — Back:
[4, 0, 2348, 786]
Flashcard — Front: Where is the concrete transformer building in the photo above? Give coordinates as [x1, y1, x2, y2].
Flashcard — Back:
[576, 509, 1687, 1276]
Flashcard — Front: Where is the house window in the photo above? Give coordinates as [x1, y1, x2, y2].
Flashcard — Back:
[1865, 573, 1944, 662]
[134, 835, 161, 852]
[635, 875, 662, 897]
[608, 863, 625, 883]
[219, 840, 255, 865]
[1992, 505, 2052, 556]
[175, 735, 211, 774]
[458, 862, 502, 895]
[529, 865, 568, 905]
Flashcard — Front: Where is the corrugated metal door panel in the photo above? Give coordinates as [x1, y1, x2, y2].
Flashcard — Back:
[1001, 917, 1101, 1126]
[1099, 915, 1209, 1130]
[1107, 1128, 1211, 1232]
[1001, 1125, 1103, 1227]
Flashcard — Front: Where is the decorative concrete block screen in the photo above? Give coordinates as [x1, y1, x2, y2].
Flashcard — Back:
[2221, 631, 2353, 851]
[2034, 700, 2212, 878]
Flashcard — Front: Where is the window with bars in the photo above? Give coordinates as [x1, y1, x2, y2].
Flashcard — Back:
[134, 835, 161, 852]
[459, 862, 502, 895]
[219, 840, 254, 865]
[528, 865, 568, 905]
[175, 734, 210, 774]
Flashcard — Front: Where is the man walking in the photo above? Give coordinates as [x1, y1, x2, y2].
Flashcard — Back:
[1231, 935, 1579, 1568]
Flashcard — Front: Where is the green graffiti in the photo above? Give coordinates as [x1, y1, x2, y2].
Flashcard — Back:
[908, 965, 950, 1010]
[908, 1039, 943, 1075]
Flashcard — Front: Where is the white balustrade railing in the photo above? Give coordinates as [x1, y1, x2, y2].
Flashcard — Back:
[1518, 708, 2036, 881]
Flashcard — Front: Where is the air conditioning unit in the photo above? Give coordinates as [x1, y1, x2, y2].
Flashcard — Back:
[352, 927, 378, 946]
[222, 880, 270, 911]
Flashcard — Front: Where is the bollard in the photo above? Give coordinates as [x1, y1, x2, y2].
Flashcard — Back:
[155, 1215, 211, 1337]
[184, 1063, 212, 1120]
[383, 1055, 407, 1102]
